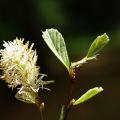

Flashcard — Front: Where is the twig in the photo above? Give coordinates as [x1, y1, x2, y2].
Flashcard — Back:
[63, 67, 80, 120]
[63, 78, 76, 120]
[36, 96, 46, 120]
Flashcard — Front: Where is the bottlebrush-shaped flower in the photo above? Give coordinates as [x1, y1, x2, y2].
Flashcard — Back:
[0, 38, 53, 104]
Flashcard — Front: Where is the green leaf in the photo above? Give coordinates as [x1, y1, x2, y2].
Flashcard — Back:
[87, 33, 109, 58]
[42, 28, 70, 71]
[69, 33, 110, 74]
[73, 87, 103, 106]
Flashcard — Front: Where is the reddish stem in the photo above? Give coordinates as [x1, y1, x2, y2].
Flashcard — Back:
[63, 68, 80, 120]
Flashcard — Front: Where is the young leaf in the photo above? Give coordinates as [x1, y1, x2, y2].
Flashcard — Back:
[42, 28, 70, 71]
[73, 87, 103, 106]
[87, 33, 109, 58]
[69, 33, 110, 73]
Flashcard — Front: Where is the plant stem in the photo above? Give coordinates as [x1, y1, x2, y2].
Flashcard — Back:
[36, 96, 46, 120]
[63, 77, 77, 120]
[63, 66, 80, 120]
[40, 109, 44, 120]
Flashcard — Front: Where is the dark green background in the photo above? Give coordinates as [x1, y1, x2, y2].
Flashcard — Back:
[0, 0, 120, 120]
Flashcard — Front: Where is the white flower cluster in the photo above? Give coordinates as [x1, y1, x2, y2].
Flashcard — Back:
[0, 38, 53, 103]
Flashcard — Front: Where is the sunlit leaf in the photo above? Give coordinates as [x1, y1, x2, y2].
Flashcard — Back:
[87, 33, 109, 58]
[73, 87, 103, 105]
[42, 28, 70, 71]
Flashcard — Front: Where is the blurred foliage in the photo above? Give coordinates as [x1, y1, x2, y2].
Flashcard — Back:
[0, 0, 119, 57]
[34, 0, 66, 27]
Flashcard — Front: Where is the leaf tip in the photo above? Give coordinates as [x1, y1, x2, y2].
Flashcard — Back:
[86, 33, 110, 58]
[97, 86, 104, 92]
[101, 33, 110, 43]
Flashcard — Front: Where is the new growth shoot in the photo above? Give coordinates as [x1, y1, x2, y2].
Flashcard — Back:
[0, 29, 110, 120]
